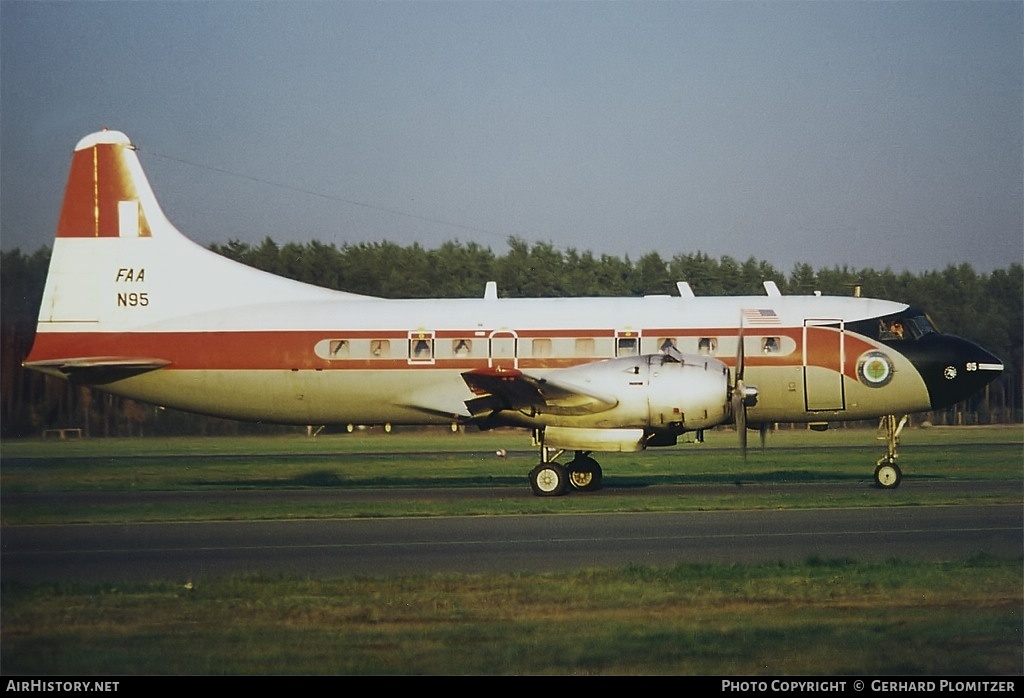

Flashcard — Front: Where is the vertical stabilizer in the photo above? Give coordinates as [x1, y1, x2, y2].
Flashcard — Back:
[32, 130, 357, 334]
[56, 130, 156, 240]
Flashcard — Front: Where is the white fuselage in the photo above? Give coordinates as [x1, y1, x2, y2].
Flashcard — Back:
[25, 130, 1001, 448]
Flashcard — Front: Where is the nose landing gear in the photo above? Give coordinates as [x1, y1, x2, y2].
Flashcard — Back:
[874, 415, 908, 488]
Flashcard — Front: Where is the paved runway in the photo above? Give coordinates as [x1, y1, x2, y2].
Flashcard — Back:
[2, 483, 1020, 582]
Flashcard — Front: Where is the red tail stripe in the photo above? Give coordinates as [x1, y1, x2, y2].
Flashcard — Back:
[56, 142, 151, 238]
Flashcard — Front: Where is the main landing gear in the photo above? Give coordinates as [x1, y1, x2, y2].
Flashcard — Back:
[874, 414, 908, 489]
[528, 447, 603, 497]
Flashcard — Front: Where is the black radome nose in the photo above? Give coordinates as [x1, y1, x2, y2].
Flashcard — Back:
[903, 335, 1004, 410]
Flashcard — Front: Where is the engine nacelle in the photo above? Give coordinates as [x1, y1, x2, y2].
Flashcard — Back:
[549, 353, 732, 432]
[646, 353, 733, 430]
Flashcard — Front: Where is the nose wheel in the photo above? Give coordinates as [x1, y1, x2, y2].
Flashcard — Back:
[874, 415, 908, 488]
[874, 460, 902, 488]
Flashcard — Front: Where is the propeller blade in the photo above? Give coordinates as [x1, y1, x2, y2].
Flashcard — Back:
[736, 389, 747, 459]
[735, 315, 745, 383]
[735, 313, 747, 460]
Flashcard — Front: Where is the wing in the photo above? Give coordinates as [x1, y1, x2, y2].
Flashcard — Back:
[461, 367, 618, 417]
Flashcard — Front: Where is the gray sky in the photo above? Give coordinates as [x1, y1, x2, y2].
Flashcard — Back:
[2, 1, 1021, 274]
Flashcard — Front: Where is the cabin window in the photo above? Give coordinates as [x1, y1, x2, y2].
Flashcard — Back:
[370, 339, 390, 358]
[410, 338, 434, 360]
[575, 338, 596, 357]
[761, 337, 781, 354]
[314, 339, 353, 361]
[489, 335, 517, 360]
[531, 338, 552, 357]
[659, 338, 677, 353]
[617, 336, 638, 357]
[698, 337, 717, 355]
[452, 339, 472, 356]
[329, 340, 350, 358]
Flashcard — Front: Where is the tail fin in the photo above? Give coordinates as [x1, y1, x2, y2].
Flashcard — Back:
[33, 130, 357, 328]
[56, 130, 158, 240]
[25, 130, 362, 373]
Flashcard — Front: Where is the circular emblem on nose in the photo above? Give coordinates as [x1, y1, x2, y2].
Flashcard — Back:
[857, 351, 894, 387]
[943, 366, 957, 380]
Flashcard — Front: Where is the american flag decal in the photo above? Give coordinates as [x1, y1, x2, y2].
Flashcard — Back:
[742, 308, 781, 325]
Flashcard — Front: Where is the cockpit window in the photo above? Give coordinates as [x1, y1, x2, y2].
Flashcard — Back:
[904, 315, 937, 339]
[879, 319, 907, 340]
[859, 309, 938, 342]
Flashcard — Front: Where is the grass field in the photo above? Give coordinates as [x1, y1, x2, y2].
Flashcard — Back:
[2, 425, 1021, 675]
[3, 557, 1020, 675]
[2, 424, 1021, 523]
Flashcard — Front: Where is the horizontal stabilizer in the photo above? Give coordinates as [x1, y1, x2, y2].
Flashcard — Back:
[23, 356, 170, 384]
[461, 367, 617, 417]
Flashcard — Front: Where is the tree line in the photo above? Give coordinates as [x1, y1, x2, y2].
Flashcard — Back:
[2, 238, 1021, 437]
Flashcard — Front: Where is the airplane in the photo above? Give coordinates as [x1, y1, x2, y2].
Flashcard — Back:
[23, 130, 1005, 495]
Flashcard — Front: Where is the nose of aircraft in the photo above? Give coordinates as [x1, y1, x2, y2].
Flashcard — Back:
[903, 335, 1004, 410]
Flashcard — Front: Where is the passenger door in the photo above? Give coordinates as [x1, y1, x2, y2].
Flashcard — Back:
[803, 319, 846, 412]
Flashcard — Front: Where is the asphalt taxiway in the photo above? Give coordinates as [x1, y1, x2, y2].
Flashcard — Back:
[2, 482, 1020, 582]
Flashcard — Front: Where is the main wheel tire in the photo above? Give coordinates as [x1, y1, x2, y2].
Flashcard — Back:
[874, 462, 902, 489]
[529, 462, 569, 497]
[568, 456, 603, 492]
